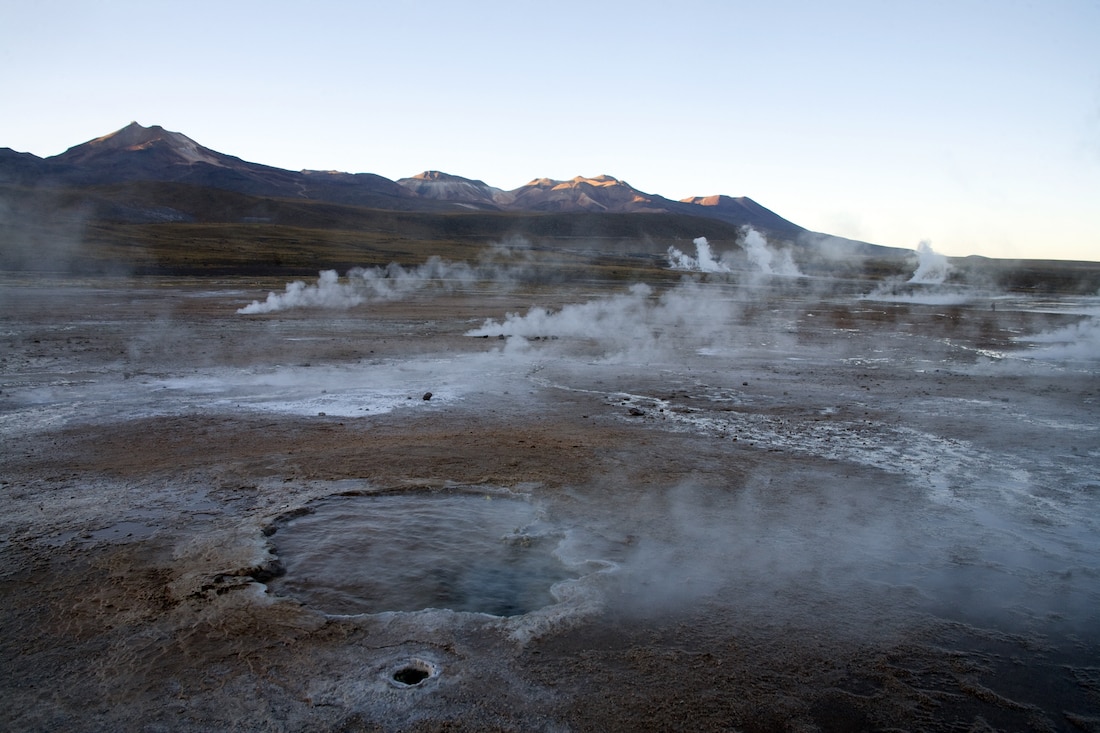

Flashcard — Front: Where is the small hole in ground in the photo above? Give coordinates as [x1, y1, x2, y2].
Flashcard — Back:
[393, 666, 431, 685]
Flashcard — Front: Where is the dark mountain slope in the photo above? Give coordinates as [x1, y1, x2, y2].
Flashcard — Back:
[0, 122, 918, 270]
[9, 122, 429, 210]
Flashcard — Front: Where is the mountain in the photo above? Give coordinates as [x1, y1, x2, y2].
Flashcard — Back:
[502, 175, 671, 215]
[680, 195, 804, 236]
[392, 173, 807, 235]
[1, 122, 854, 245]
[3, 122, 425, 210]
[396, 171, 513, 209]
[0, 148, 51, 182]
[7, 124, 1097, 287]
[52, 122, 236, 168]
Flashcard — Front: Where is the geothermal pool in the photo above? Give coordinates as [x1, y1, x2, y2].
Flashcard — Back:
[269, 491, 577, 617]
[1, 269, 1098, 731]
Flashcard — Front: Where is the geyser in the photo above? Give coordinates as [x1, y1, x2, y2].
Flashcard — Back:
[667, 236, 731, 273]
[267, 491, 575, 616]
[908, 240, 951, 284]
[666, 229, 802, 277]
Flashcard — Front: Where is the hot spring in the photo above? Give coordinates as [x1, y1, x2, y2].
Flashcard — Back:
[266, 491, 576, 616]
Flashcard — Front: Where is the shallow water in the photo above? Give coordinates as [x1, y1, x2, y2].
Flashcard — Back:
[268, 492, 576, 616]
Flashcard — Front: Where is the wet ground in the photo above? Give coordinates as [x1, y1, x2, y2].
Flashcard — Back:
[1, 272, 1099, 731]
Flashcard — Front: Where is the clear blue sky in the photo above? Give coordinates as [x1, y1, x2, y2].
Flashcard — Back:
[3, 0, 1098, 261]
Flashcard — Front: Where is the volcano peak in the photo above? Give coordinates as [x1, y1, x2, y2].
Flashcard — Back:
[55, 122, 226, 167]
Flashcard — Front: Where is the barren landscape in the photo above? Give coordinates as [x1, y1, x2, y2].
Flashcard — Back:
[2, 246, 1098, 731]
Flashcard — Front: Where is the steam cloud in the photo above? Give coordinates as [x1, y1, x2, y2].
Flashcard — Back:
[1015, 315, 1100, 360]
[592, 480, 908, 626]
[234, 241, 556, 314]
[667, 237, 731, 273]
[741, 227, 803, 277]
[667, 228, 802, 278]
[466, 282, 741, 360]
[908, 240, 951, 284]
[863, 239, 964, 303]
[237, 257, 479, 314]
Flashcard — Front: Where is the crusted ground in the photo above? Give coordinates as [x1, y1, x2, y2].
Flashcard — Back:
[2, 276, 1098, 731]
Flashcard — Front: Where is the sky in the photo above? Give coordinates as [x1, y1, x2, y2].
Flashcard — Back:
[2, 0, 1098, 261]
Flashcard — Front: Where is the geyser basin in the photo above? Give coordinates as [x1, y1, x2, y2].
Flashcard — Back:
[268, 491, 575, 616]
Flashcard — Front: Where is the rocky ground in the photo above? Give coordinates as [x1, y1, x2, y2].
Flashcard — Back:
[1, 274, 1098, 731]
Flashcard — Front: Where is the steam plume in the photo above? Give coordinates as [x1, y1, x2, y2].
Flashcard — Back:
[466, 282, 740, 360]
[742, 227, 803, 277]
[908, 240, 951, 284]
[863, 239, 965, 303]
[1014, 315, 1100, 360]
[667, 237, 732, 273]
[667, 229, 802, 278]
[238, 257, 479, 314]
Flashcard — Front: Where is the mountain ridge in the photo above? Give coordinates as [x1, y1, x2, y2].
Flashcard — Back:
[1, 122, 865, 248]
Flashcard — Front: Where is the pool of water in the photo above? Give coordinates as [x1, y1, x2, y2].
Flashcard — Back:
[267, 491, 576, 616]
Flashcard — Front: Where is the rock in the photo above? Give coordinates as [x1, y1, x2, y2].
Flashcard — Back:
[423, 392, 433, 401]
[628, 407, 645, 416]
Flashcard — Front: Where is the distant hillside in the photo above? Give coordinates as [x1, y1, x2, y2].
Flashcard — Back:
[0, 179, 771, 277]
[1, 122, 427, 211]
[3, 176, 1098, 291]
[396, 171, 512, 209]
[1, 122, 880, 247]
[24, 122, 1081, 282]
